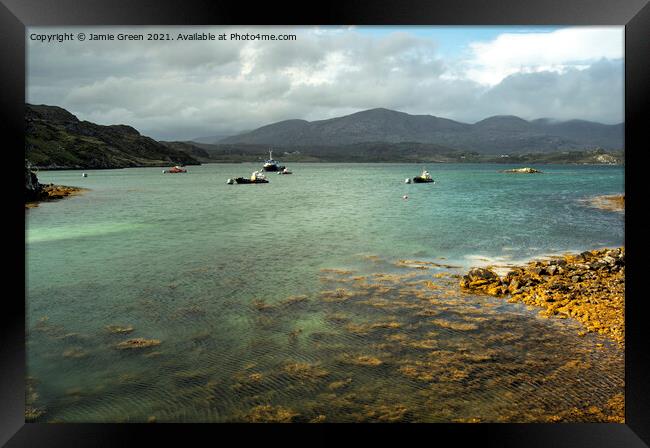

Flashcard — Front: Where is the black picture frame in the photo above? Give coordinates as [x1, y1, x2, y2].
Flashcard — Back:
[2, 0, 648, 446]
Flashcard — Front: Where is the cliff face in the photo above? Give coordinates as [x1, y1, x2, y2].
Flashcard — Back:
[25, 104, 201, 169]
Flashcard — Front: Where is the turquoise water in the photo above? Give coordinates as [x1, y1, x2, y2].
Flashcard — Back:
[26, 163, 624, 422]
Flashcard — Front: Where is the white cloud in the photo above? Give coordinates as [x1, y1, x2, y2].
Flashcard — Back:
[465, 27, 623, 86]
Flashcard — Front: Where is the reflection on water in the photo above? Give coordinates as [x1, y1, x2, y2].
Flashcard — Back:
[27, 256, 623, 423]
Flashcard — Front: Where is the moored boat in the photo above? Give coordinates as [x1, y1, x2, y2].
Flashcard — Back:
[165, 165, 187, 173]
[412, 169, 434, 183]
[262, 149, 285, 172]
[231, 170, 269, 184]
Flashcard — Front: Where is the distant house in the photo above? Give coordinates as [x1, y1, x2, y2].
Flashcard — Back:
[500, 154, 510, 158]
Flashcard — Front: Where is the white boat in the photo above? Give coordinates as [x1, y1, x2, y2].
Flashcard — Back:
[262, 149, 285, 172]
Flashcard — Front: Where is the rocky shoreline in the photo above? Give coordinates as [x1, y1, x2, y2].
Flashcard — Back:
[459, 247, 625, 346]
[25, 184, 88, 208]
[25, 161, 87, 208]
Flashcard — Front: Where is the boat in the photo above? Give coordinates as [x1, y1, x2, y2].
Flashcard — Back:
[165, 165, 187, 173]
[277, 167, 292, 175]
[262, 149, 285, 172]
[231, 170, 269, 184]
[412, 169, 434, 183]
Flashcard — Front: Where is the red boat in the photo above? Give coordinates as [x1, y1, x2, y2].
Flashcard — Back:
[164, 166, 187, 173]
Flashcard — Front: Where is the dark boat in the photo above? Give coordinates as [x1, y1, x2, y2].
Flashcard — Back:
[262, 149, 285, 172]
[411, 169, 434, 183]
[228, 170, 269, 184]
[233, 177, 269, 184]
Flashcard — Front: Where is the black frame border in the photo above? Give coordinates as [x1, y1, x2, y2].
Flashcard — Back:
[2, 0, 649, 446]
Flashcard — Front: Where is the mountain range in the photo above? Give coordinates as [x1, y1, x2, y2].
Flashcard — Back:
[24, 104, 624, 169]
[217, 108, 623, 154]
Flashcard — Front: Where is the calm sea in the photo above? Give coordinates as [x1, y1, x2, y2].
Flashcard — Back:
[26, 163, 625, 422]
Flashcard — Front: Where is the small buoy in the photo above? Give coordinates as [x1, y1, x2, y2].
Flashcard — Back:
[403, 195, 408, 200]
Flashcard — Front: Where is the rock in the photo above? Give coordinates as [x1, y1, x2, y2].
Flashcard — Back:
[466, 267, 498, 281]
[460, 267, 501, 290]
[501, 167, 543, 174]
[602, 256, 616, 265]
[578, 251, 593, 261]
[594, 261, 608, 270]
[508, 279, 520, 293]
[546, 265, 558, 275]
[530, 266, 545, 275]
[25, 160, 43, 201]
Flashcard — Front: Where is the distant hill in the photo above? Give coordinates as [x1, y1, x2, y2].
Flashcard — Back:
[220, 108, 623, 154]
[25, 104, 200, 169]
[185, 142, 622, 165]
[189, 133, 240, 144]
[160, 141, 212, 162]
[183, 141, 471, 163]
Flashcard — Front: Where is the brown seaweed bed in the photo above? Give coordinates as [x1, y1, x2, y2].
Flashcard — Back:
[581, 195, 624, 213]
[26, 255, 624, 423]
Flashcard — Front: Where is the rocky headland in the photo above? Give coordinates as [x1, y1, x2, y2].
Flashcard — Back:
[460, 247, 625, 346]
[25, 161, 87, 208]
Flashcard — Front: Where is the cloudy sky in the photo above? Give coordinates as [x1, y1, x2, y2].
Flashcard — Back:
[27, 26, 624, 141]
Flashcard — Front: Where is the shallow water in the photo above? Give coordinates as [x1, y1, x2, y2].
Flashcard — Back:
[26, 163, 624, 422]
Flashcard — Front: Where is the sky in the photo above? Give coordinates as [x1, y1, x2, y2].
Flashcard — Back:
[26, 26, 624, 141]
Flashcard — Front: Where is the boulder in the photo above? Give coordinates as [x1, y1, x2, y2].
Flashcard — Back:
[466, 267, 498, 280]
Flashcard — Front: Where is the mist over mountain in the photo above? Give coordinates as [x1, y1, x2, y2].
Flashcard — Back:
[218, 108, 623, 154]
